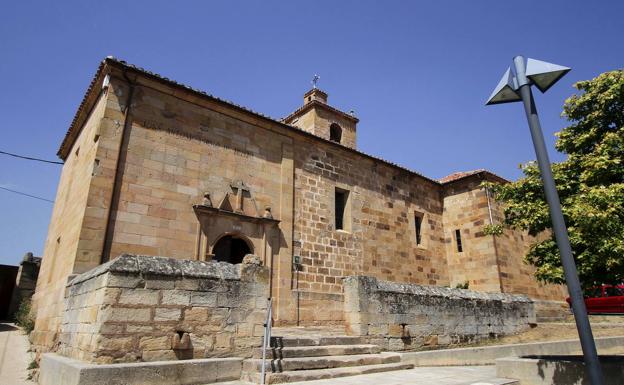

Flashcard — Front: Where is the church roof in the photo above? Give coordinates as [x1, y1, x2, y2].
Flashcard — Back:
[283, 97, 359, 124]
[59, 57, 505, 186]
[439, 169, 508, 184]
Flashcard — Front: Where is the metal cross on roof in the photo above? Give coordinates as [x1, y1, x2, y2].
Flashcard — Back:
[312, 74, 320, 89]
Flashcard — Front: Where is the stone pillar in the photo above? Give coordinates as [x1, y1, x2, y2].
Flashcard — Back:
[273, 142, 296, 323]
[343, 276, 377, 336]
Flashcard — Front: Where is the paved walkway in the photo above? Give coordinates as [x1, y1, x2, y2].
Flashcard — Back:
[271, 326, 347, 338]
[221, 366, 516, 385]
[0, 322, 34, 385]
[284, 366, 515, 385]
[0, 322, 517, 385]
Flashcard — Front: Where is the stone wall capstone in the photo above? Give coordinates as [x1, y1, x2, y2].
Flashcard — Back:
[343, 275, 536, 351]
[58, 254, 269, 364]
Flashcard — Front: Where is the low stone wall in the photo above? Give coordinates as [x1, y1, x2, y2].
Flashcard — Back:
[497, 355, 624, 385]
[533, 299, 570, 322]
[400, 336, 624, 366]
[40, 354, 242, 385]
[58, 254, 268, 363]
[343, 276, 535, 351]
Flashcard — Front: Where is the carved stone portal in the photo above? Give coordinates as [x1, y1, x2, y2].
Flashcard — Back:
[193, 180, 280, 268]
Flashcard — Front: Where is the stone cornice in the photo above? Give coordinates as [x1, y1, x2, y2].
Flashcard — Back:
[283, 99, 359, 126]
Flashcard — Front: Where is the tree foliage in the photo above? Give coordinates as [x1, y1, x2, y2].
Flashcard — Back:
[490, 70, 624, 288]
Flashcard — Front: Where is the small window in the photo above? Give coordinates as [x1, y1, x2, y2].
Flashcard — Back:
[330, 123, 342, 143]
[414, 213, 423, 245]
[335, 188, 349, 230]
[455, 229, 463, 252]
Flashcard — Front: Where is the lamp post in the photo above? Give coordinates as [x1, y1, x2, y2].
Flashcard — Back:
[486, 56, 604, 385]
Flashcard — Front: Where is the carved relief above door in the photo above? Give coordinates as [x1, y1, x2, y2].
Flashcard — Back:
[192, 180, 280, 268]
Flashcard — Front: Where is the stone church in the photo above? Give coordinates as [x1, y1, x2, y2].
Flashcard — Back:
[31, 57, 566, 368]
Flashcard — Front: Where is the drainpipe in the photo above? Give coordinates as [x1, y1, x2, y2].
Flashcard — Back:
[485, 185, 494, 225]
[482, 175, 504, 292]
[101, 71, 136, 263]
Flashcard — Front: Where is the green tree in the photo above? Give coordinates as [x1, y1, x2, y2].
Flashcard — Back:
[489, 70, 624, 288]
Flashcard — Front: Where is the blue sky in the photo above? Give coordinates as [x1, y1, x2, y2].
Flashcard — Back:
[0, 1, 622, 265]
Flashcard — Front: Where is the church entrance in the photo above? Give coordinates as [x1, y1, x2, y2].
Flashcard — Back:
[212, 235, 252, 264]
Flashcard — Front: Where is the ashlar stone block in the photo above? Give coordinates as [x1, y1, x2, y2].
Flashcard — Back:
[161, 291, 191, 305]
[139, 336, 171, 351]
[154, 308, 182, 322]
[118, 289, 159, 305]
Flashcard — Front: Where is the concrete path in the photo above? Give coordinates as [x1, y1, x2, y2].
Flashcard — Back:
[221, 366, 517, 385]
[0, 322, 35, 385]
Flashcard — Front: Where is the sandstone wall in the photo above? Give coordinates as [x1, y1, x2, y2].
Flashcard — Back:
[343, 275, 535, 351]
[292, 136, 449, 324]
[101, 72, 296, 322]
[32, 86, 111, 352]
[106, 84, 289, 259]
[487, 198, 567, 302]
[58, 254, 268, 363]
[442, 177, 566, 303]
[442, 177, 502, 292]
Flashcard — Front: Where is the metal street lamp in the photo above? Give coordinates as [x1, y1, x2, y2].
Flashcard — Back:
[486, 56, 605, 385]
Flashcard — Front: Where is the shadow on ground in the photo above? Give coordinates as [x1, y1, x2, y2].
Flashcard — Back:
[533, 355, 624, 385]
[0, 322, 18, 332]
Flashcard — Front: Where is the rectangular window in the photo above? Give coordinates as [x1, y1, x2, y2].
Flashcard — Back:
[414, 213, 423, 245]
[335, 188, 349, 230]
[455, 229, 463, 252]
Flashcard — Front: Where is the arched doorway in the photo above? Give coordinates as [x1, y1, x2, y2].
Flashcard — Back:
[212, 235, 252, 264]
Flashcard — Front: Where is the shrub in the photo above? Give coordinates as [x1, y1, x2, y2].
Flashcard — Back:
[27, 359, 38, 370]
[14, 298, 35, 334]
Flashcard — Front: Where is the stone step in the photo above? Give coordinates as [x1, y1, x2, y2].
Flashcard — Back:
[252, 344, 381, 359]
[244, 352, 401, 373]
[270, 335, 363, 348]
[241, 362, 414, 384]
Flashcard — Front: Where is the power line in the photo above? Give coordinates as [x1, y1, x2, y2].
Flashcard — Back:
[0, 150, 63, 165]
[0, 186, 54, 203]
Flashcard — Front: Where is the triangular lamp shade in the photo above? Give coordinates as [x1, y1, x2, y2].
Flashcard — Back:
[525, 58, 571, 93]
[486, 68, 521, 105]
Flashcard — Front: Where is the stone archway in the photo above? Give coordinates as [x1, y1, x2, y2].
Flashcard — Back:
[212, 234, 253, 264]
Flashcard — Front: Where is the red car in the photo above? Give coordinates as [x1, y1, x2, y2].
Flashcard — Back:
[566, 285, 624, 314]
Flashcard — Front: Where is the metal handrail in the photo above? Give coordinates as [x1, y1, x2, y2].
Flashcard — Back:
[260, 297, 273, 385]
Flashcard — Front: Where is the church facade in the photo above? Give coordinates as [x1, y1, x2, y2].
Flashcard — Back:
[31, 57, 565, 352]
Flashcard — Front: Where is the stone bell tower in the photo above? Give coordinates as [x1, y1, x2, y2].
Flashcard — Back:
[283, 88, 358, 149]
